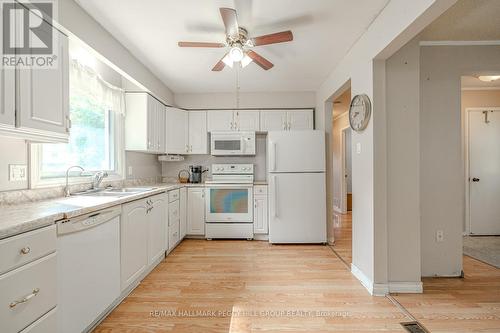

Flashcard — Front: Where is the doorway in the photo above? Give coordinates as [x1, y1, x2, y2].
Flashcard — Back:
[462, 75, 500, 268]
[331, 87, 353, 264]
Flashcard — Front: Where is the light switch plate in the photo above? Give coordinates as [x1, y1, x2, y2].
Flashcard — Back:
[356, 142, 362, 154]
[9, 164, 27, 181]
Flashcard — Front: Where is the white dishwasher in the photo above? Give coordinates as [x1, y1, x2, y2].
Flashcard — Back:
[57, 206, 121, 333]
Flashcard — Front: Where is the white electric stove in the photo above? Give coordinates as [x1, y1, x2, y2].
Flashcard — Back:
[205, 164, 254, 239]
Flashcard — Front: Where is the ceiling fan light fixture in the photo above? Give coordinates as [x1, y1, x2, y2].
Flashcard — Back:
[241, 53, 252, 68]
[478, 75, 500, 82]
[229, 46, 244, 62]
[222, 54, 234, 68]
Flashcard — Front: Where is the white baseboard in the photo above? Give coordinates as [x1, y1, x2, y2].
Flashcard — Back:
[388, 282, 423, 293]
[253, 234, 269, 241]
[350, 263, 388, 296]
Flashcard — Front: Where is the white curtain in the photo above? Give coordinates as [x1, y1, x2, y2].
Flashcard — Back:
[70, 59, 126, 115]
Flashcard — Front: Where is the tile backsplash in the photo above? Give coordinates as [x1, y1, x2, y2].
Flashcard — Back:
[162, 134, 267, 182]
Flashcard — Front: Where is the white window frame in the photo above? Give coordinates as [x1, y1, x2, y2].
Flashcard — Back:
[29, 112, 125, 189]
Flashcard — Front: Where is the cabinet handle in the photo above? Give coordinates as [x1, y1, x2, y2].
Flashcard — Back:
[186, 144, 189, 153]
[254, 200, 257, 209]
[10, 288, 40, 308]
[20, 246, 31, 255]
[190, 145, 193, 152]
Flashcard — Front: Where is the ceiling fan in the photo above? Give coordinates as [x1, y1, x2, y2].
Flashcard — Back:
[178, 8, 293, 71]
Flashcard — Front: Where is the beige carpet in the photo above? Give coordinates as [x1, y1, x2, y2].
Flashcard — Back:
[463, 236, 500, 268]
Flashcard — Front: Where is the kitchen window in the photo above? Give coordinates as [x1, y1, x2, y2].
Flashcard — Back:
[30, 58, 125, 187]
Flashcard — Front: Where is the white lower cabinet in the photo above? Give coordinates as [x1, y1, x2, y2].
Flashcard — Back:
[121, 193, 166, 291]
[187, 187, 205, 235]
[20, 307, 57, 333]
[167, 190, 181, 252]
[148, 194, 167, 265]
[253, 185, 269, 234]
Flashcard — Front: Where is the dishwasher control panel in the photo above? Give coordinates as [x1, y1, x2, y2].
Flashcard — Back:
[57, 206, 122, 235]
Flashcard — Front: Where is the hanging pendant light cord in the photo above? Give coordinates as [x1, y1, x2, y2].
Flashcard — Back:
[235, 64, 241, 109]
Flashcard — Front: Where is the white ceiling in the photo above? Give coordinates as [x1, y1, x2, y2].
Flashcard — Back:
[462, 76, 500, 89]
[75, 0, 389, 93]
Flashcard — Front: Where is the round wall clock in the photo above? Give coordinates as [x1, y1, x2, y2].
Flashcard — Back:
[349, 94, 371, 132]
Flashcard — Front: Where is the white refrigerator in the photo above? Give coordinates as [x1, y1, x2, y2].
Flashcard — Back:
[267, 130, 327, 243]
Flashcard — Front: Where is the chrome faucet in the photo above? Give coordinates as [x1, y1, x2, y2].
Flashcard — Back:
[65, 165, 85, 197]
[92, 171, 108, 190]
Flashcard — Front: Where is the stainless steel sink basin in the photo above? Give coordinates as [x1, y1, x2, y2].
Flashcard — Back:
[72, 187, 157, 197]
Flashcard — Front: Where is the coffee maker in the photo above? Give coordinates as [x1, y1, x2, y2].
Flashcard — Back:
[189, 165, 206, 183]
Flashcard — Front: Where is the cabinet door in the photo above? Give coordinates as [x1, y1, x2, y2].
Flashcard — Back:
[207, 110, 234, 131]
[0, 67, 15, 127]
[260, 111, 286, 131]
[157, 103, 166, 153]
[121, 199, 148, 290]
[287, 110, 313, 130]
[166, 107, 188, 154]
[188, 111, 208, 154]
[148, 194, 166, 265]
[187, 188, 205, 235]
[147, 96, 157, 152]
[253, 195, 269, 234]
[17, 27, 69, 136]
[236, 110, 260, 131]
[180, 187, 187, 239]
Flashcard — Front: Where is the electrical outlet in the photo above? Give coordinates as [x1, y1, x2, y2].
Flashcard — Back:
[9, 164, 27, 181]
[436, 230, 444, 242]
[128, 166, 133, 176]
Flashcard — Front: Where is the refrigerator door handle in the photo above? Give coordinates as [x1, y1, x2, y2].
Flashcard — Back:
[270, 142, 277, 171]
[272, 176, 278, 218]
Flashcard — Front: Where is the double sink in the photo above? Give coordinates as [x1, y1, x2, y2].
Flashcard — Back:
[72, 187, 157, 198]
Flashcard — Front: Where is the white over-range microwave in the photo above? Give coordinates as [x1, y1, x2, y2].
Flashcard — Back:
[210, 131, 256, 156]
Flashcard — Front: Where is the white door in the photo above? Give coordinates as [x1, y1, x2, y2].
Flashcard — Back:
[148, 194, 166, 264]
[268, 130, 325, 173]
[260, 111, 286, 131]
[121, 200, 148, 290]
[469, 109, 500, 235]
[187, 188, 205, 235]
[288, 110, 313, 130]
[269, 173, 326, 243]
[253, 194, 268, 234]
[236, 110, 260, 131]
[180, 187, 187, 239]
[188, 111, 208, 154]
[166, 107, 188, 154]
[207, 110, 234, 131]
[17, 27, 69, 135]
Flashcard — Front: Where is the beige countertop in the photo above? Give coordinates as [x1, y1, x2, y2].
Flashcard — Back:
[0, 181, 267, 239]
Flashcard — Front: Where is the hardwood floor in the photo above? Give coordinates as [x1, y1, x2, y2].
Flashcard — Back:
[332, 211, 352, 264]
[393, 255, 500, 333]
[94, 240, 408, 332]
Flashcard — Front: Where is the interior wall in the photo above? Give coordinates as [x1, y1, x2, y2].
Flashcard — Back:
[174, 91, 316, 109]
[315, 0, 454, 290]
[420, 45, 500, 277]
[161, 135, 267, 182]
[0, 138, 28, 192]
[385, 38, 421, 283]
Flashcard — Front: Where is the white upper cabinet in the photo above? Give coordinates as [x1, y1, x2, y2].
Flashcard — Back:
[235, 110, 260, 131]
[4, 21, 70, 142]
[188, 111, 208, 154]
[260, 109, 313, 131]
[165, 107, 188, 154]
[125, 93, 165, 153]
[207, 110, 260, 132]
[288, 110, 314, 130]
[260, 111, 287, 131]
[207, 110, 234, 131]
[0, 67, 15, 127]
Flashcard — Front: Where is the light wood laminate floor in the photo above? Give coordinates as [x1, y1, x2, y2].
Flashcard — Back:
[332, 211, 352, 264]
[94, 240, 408, 332]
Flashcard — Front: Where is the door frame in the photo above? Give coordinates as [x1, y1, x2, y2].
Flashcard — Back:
[465, 107, 500, 235]
[340, 125, 351, 214]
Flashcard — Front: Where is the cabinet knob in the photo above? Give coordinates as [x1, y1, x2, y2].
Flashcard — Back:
[20, 246, 31, 255]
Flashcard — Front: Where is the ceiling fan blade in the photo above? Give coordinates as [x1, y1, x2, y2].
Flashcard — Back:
[251, 30, 293, 46]
[212, 53, 228, 71]
[247, 50, 274, 70]
[178, 41, 225, 48]
[220, 8, 239, 38]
